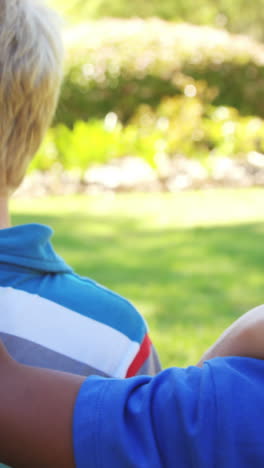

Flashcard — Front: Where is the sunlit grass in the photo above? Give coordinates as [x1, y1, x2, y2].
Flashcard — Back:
[11, 189, 264, 368]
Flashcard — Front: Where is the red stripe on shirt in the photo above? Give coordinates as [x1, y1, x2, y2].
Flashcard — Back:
[126, 334, 152, 377]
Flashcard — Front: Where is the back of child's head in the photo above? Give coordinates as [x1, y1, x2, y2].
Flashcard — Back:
[0, 0, 63, 196]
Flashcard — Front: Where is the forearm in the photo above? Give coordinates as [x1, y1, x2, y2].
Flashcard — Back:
[197, 305, 264, 367]
[197, 326, 246, 367]
[0, 348, 85, 468]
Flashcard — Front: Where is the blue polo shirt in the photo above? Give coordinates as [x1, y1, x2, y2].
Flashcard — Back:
[73, 357, 264, 467]
[0, 223, 160, 378]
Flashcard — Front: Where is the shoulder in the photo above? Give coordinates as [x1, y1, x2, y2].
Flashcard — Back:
[11, 270, 147, 343]
[61, 272, 148, 342]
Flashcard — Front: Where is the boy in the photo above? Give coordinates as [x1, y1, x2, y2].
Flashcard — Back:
[1, 305, 264, 467]
[0, 0, 160, 379]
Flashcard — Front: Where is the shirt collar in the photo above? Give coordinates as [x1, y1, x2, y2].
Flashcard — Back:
[0, 223, 72, 273]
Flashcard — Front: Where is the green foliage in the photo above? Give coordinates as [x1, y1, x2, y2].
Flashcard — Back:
[33, 95, 264, 173]
[11, 191, 264, 366]
[30, 132, 59, 172]
[33, 118, 123, 172]
[55, 120, 124, 169]
[57, 20, 264, 127]
[53, 0, 264, 40]
[133, 96, 264, 160]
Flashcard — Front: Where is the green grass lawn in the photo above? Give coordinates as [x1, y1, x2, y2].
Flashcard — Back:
[11, 189, 264, 369]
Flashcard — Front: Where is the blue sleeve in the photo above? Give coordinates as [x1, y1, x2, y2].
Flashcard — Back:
[73, 357, 264, 468]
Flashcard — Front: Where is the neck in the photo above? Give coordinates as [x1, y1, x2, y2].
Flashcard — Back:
[0, 197, 10, 229]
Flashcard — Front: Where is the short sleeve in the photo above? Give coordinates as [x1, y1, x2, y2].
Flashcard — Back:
[73, 365, 216, 468]
[207, 357, 264, 468]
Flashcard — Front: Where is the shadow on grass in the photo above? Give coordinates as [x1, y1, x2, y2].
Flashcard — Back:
[13, 211, 264, 334]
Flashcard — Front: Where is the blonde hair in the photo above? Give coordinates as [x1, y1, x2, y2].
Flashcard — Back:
[0, 0, 63, 195]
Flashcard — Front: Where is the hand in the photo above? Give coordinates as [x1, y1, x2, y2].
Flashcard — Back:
[197, 304, 264, 366]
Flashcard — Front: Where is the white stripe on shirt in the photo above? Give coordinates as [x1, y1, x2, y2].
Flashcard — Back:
[0, 286, 140, 378]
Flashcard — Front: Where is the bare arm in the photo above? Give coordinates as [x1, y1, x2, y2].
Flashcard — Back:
[0, 341, 85, 468]
[197, 305, 264, 366]
[1, 305, 264, 466]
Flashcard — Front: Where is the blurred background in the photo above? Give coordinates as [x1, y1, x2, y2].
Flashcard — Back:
[13, 0, 264, 367]
[21, 0, 264, 193]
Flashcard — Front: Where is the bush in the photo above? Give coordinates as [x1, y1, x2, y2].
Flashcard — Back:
[57, 20, 264, 127]
[131, 97, 264, 163]
[31, 118, 124, 172]
[55, 0, 264, 41]
[33, 95, 264, 174]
